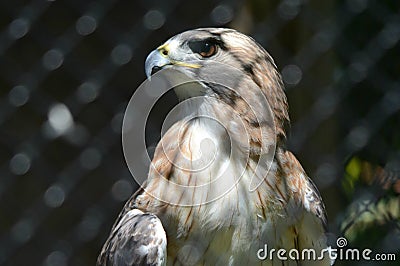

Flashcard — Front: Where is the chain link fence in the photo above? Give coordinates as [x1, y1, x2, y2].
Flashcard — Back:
[0, 0, 399, 265]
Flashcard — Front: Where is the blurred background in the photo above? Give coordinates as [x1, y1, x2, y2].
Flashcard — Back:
[0, 0, 399, 265]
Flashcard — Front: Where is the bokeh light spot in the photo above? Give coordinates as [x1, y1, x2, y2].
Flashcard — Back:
[143, 10, 165, 30]
[9, 153, 31, 175]
[76, 15, 97, 36]
[42, 49, 64, 71]
[44, 185, 65, 208]
[111, 179, 133, 201]
[8, 85, 30, 107]
[8, 18, 30, 39]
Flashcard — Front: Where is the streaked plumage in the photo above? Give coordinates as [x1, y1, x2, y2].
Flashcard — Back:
[101, 209, 167, 266]
[98, 28, 331, 265]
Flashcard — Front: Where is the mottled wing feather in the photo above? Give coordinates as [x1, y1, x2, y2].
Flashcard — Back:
[304, 175, 328, 230]
[282, 150, 328, 229]
[97, 209, 167, 266]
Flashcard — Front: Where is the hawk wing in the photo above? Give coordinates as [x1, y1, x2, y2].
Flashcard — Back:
[304, 174, 328, 230]
[97, 208, 167, 266]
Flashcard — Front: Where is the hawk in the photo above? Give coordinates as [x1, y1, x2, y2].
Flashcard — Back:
[98, 28, 331, 265]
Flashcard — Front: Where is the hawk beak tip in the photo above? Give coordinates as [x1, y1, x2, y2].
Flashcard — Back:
[145, 50, 170, 81]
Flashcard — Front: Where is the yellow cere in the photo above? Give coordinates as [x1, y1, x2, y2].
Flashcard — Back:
[157, 42, 201, 69]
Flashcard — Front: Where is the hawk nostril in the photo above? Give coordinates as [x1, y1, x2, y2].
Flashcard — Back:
[162, 49, 168, 56]
[151, 66, 163, 75]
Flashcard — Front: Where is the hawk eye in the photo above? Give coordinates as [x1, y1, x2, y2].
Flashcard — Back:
[188, 39, 217, 58]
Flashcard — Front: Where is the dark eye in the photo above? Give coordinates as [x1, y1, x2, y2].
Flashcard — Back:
[188, 40, 217, 58]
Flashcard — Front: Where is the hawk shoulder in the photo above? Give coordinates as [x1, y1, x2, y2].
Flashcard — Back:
[97, 208, 167, 266]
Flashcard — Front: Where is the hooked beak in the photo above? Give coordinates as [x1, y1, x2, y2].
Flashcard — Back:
[145, 49, 171, 80]
[145, 44, 201, 80]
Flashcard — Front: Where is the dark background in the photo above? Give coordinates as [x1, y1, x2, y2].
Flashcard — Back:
[0, 0, 399, 265]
